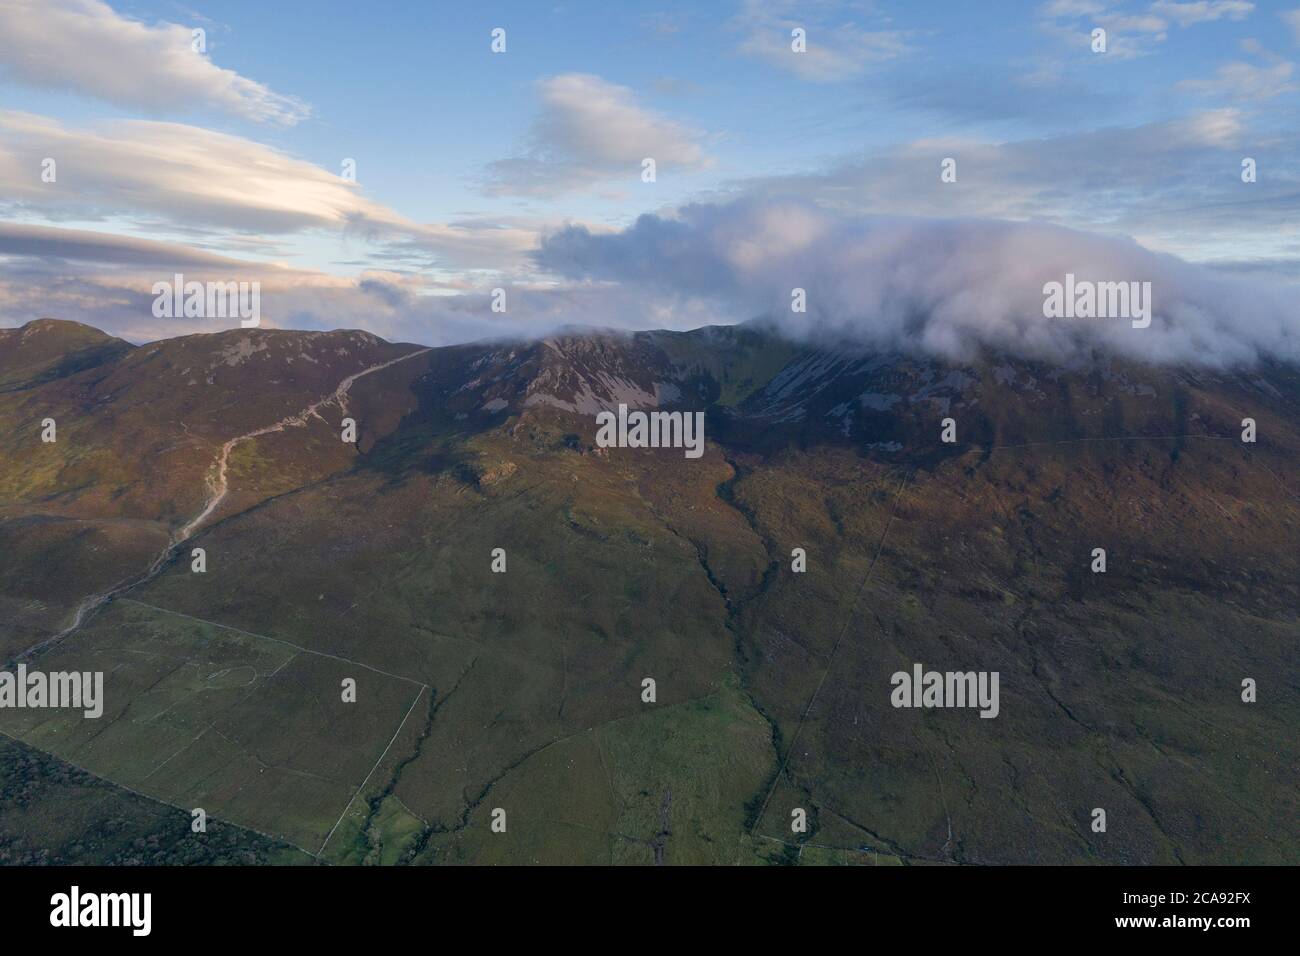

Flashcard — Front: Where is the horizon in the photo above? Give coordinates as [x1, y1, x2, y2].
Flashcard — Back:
[1, 0, 1298, 364]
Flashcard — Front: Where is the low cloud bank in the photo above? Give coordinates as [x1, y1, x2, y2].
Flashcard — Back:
[535, 198, 1298, 367]
[5, 199, 1296, 367]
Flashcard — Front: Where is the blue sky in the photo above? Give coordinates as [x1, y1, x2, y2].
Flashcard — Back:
[0, 0, 1297, 361]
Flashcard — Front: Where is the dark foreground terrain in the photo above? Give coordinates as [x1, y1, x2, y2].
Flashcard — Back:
[1, 318, 1295, 865]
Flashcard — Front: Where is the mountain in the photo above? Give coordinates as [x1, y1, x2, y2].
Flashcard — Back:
[0, 319, 132, 392]
[0, 318, 1296, 865]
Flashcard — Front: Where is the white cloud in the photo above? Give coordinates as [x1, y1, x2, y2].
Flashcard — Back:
[1038, 1, 1253, 58]
[1106, 14, 1169, 33]
[1151, 1, 1254, 27]
[1041, 1, 1107, 16]
[534, 197, 1300, 368]
[0, 0, 308, 124]
[1179, 60, 1298, 100]
[0, 111, 390, 232]
[7, 200, 1298, 368]
[0, 112, 540, 269]
[698, 108, 1282, 263]
[1282, 7, 1300, 42]
[1168, 106, 1246, 144]
[731, 0, 911, 81]
[483, 73, 711, 197]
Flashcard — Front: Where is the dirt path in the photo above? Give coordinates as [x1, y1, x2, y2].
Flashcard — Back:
[178, 347, 430, 539]
[18, 346, 432, 662]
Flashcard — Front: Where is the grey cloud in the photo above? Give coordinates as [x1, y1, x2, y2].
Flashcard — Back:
[0, 222, 250, 268]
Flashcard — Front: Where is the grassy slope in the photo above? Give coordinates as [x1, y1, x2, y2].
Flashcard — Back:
[733, 441, 1298, 864]
[0, 324, 1296, 865]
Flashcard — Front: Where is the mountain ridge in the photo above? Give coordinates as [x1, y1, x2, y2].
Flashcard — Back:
[0, 316, 1296, 865]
